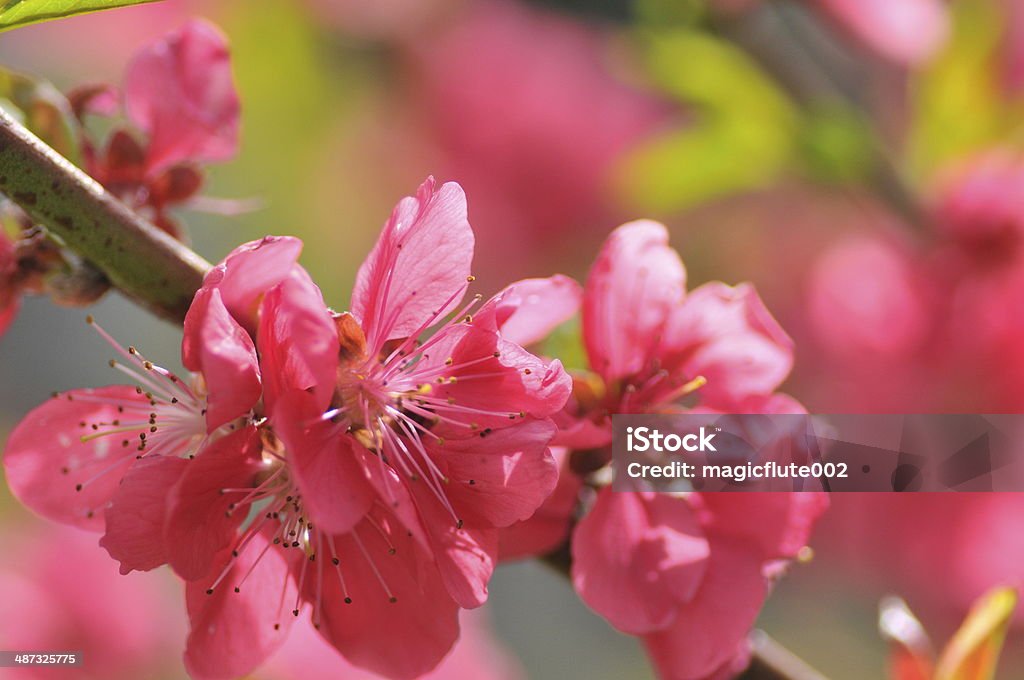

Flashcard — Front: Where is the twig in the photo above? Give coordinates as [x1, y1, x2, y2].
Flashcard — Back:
[0, 108, 210, 322]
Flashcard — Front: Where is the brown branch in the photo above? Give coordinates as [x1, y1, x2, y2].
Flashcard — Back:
[0, 108, 210, 322]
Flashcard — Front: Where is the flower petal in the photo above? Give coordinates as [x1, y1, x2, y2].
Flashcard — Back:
[3, 386, 150, 530]
[663, 282, 794, 405]
[696, 492, 829, 564]
[492, 275, 583, 347]
[124, 19, 240, 174]
[270, 390, 375, 535]
[194, 235, 303, 336]
[182, 288, 261, 431]
[583, 220, 686, 382]
[315, 512, 461, 679]
[184, 531, 296, 680]
[815, 0, 949, 66]
[351, 178, 474, 347]
[430, 419, 559, 528]
[258, 269, 338, 414]
[642, 536, 768, 679]
[99, 454, 188, 574]
[572, 490, 710, 635]
[498, 448, 582, 561]
[166, 426, 265, 581]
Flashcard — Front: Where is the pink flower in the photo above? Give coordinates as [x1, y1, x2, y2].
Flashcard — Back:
[0, 521, 185, 680]
[0, 229, 19, 337]
[76, 19, 241, 237]
[497, 220, 826, 678]
[61, 179, 571, 679]
[812, 0, 949, 66]
[402, 0, 673, 281]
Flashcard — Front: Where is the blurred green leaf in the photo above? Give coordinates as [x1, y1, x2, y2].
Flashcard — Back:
[0, 0, 160, 33]
[0, 68, 80, 165]
[541, 317, 588, 372]
[618, 28, 797, 213]
[798, 101, 876, 184]
[909, 0, 1006, 174]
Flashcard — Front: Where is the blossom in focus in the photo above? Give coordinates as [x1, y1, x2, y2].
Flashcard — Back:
[28, 178, 571, 680]
[496, 220, 827, 678]
[0, 521, 184, 680]
[74, 19, 241, 237]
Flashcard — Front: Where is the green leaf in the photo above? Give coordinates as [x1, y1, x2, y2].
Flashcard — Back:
[0, 0, 161, 33]
[908, 0, 1008, 174]
[616, 28, 797, 213]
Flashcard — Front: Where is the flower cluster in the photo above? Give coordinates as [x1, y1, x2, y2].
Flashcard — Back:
[4, 195, 826, 679]
[5, 178, 572, 679]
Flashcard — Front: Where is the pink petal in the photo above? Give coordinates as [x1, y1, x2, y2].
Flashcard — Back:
[3, 386, 151, 530]
[315, 513, 461, 679]
[572, 490, 710, 635]
[583, 220, 686, 382]
[498, 448, 582, 561]
[185, 531, 297, 680]
[408, 480, 497, 608]
[642, 536, 768, 679]
[814, 0, 949, 66]
[430, 419, 559, 528]
[696, 493, 829, 563]
[0, 297, 17, 338]
[181, 288, 261, 431]
[270, 390, 375, 535]
[663, 282, 794, 405]
[492, 275, 583, 347]
[124, 19, 241, 174]
[430, 318, 572, 433]
[351, 178, 474, 348]
[195, 235, 303, 335]
[166, 427, 265, 581]
[258, 268, 338, 414]
[99, 454, 188, 574]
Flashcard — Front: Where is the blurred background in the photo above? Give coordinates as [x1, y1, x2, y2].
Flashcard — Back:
[2, 0, 1024, 677]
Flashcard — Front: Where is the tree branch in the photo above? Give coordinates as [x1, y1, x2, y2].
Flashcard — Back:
[0, 108, 210, 322]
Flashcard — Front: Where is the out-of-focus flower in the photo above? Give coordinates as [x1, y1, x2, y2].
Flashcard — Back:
[0, 229, 19, 337]
[715, 0, 949, 66]
[259, 609, 524, 680]
[75, 19, 241, 237]
[496, 220, 827, 679]
[0, 521, 184, 680]
[403, 0, 674, 281]
[811, 0, 949, 66]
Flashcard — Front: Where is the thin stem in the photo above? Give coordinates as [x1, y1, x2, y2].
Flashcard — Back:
[0, 108, 210, 322]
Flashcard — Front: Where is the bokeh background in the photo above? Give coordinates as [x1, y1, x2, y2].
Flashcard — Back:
[2, 0, 1024, 677]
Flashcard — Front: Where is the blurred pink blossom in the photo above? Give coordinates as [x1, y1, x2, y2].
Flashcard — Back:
[812, 0, 949, 66]
[0, 521, 183, 680]
[403, 0, 674, 280]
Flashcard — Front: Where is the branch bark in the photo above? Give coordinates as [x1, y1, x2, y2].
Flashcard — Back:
[0, 108, 210, 322]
